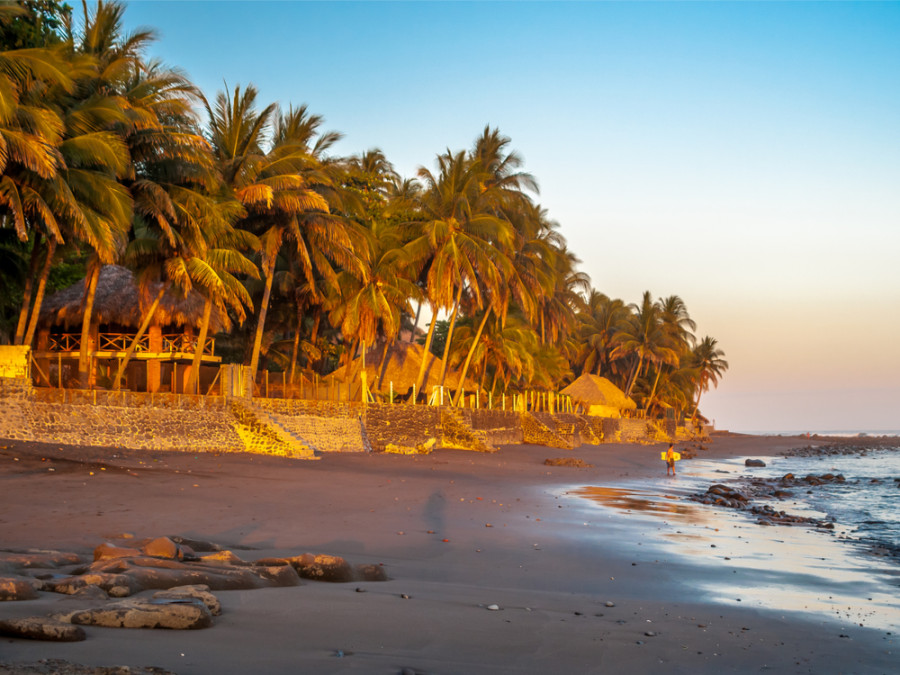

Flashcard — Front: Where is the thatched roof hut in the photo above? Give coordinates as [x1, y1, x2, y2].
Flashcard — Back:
[38, 265, 230, 333]
[561, 374, 636, 418]
[326, 341, 477, 397]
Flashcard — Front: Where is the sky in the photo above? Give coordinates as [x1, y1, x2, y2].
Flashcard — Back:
[120, 1, 900, 433]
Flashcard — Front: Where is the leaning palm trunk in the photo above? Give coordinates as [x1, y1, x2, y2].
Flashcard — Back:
[249, 257, 276, 383]
[113, 286, 165, 390]
[186, 299, 212, 395]
[438, 285, 464, 388]
[289, 310, 301, 385]
[624, 354, 644, 399]
[14, 233, 42, 345]
[23, 238, 57, 347]
[645, 365, 664, 412]
[452, 308, 491, 406]
[414, 305, 439, 398]
[78, 265, 100, 388]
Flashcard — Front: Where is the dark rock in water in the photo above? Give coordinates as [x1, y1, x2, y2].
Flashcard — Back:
[0, 576, 40, 601]
[745, 459, 766, 467]
[0, 617, 86, 641]
[56, 597, 213, 630]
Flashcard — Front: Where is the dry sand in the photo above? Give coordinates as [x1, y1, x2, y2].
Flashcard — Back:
[0, 432, 896, 674]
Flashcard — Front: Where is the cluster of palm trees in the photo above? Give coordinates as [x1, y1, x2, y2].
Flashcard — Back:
[0, 1, 727, 420]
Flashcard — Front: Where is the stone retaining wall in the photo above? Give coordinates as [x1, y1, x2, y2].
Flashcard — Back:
[0, 380, 673, 456]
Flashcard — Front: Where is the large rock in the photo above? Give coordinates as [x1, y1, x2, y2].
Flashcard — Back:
[0, 617, 86, 641]
[56, 597, 213, 630]
[153, 585, 221, 616]
[141, 537, 181, 560]
[0, 550, 84, 571]
[0, 576, 39, 601]
[44, 572, 141, 598]
[745, 458, 767, 467]
[93, 543, 142, 562]
[87, 557, 300, 591]
[256, 554, 388, 583]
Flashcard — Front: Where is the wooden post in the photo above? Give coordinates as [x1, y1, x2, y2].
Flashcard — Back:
[390, 381, 393, 404]
[282, 371, 286, 398]
[502, 393, 505, 411]
[489, 392, 492, 410]
[412, 383, 416, 405]
[57, 353, 62, 388]
[476, 390, 480, 409]
[172, 363, 177, 394]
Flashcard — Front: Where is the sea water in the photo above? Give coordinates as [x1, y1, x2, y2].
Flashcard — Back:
[744, 446, 900, 556]
[567, 442, 900, 631]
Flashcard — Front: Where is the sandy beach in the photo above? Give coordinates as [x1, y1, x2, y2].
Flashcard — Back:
[0, 433, 896, 674]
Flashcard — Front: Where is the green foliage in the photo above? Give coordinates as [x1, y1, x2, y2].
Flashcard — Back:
[0, 0, 71, 49]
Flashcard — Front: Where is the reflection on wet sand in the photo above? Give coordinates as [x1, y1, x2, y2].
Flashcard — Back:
[569, 486, 707, 522]
[567, 483, 899, 632]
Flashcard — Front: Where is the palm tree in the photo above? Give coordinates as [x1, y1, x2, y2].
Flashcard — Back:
[689, 335, 728, 421]
[575, 290, 631, 383]
[407, 148, 512, 397]
[611, 291, 680, 402]
[204, 88, 358, 386]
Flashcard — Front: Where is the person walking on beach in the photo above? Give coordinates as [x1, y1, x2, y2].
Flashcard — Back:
[665, 443, 677, 476]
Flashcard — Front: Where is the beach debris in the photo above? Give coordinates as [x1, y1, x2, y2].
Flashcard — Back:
[543, 457, 592, 468]
[486, 604, 501, 610]
[401, 594, 410, 599]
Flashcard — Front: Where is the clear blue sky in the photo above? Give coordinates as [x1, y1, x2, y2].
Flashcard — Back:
[122, 1, 900, 433]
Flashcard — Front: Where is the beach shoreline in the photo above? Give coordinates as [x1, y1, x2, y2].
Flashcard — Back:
[1, 432, 896, 674]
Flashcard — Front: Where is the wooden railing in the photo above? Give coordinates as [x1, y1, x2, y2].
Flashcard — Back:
[46, 332, 215, 356]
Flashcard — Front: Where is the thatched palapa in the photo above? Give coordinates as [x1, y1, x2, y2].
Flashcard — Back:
[38, 265, 230, 333]
[561, 374, 636, 418]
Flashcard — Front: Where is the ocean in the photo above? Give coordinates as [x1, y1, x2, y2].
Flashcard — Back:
[568, 438, 900, 632]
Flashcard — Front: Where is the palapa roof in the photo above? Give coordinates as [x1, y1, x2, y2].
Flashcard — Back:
[560, 374, 637, 410]
[38, 265, 231, 333]
[326, 341, 477, 393]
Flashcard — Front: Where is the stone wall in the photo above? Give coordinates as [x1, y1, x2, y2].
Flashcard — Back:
[0, 392, 243, 453]
[362, 403, 442, 452]
[0, 381, 673, 457]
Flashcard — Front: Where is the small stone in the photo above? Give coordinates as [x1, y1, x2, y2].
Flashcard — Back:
[487, 604, 500, 611]
[605, 601, 615, 607]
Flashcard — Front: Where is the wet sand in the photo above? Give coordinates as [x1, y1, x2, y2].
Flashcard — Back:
[0, 432, 896, 673]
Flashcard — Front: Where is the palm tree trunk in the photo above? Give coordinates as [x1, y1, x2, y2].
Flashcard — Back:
[409, 301, 422, 342]
[78, 264, 100, 388]
[289, 309, 301, 384]
[646, 365, 663, 412]
[14, 232, 42, 345]
[414, 304, 438, 397]
[376, 339, 392, 391]
[345, 336, 360, 401]
[438, 285, 464, 387]
[249, 256, 276, 382]
[113, 286, 165, 390]
[186, 298, 212, 395]
[23, 238, 57, 347]
[624, 354, 643, 399]
[309, 308, 322, 372]
[452, 308, 491, 406]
